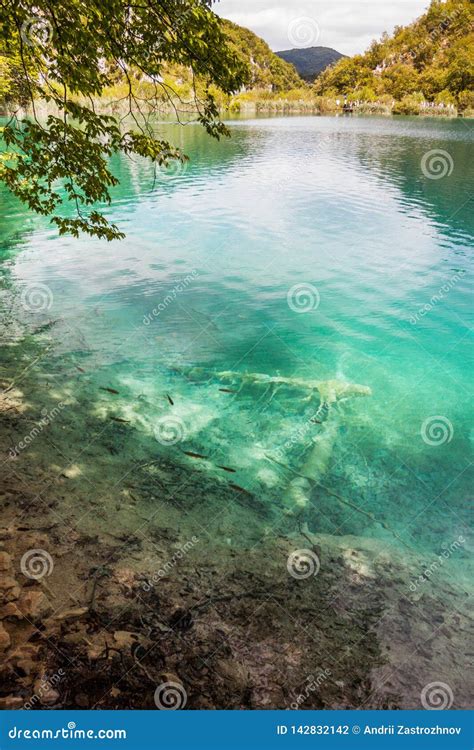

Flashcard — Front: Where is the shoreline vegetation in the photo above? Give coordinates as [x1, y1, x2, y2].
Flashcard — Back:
[2, 1, 473, 125]
[2, 91, 471, 122]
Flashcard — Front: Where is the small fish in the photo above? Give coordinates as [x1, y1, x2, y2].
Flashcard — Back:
[33, 319, 59, 334]
[188, 307, 219, 332]
[311, 418, 322, 424]
[76, 366, 86, 373]
[100, 387, 119, 395]
[183, 451, 208, 460]
[219, 388, 238, 394]
[229, 483, 252, 496]
[218, 465, 236, 473]
[110, 417, 130, 423]
[166, 394, 174, 406]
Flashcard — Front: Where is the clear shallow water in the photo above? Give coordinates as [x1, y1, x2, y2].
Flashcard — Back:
[1, 115, 472, 557]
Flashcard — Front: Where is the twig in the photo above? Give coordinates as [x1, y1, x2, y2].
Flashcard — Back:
[3, 344, 54, 393]
[264, 453, 412, 551]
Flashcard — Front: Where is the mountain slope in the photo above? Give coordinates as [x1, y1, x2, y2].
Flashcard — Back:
[315, 0, 473, 108]
[0, 16, 304, 112]
[276, 47, 345, 81]
[221, 20, 303, 91]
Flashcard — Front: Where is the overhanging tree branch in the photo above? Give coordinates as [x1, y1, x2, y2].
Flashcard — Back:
[0, 0, 249, 239]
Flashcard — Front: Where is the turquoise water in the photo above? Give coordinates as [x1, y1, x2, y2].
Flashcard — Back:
[1, 115, 472, 555]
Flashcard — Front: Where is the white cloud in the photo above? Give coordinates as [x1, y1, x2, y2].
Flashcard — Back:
[213, 0, 430, 55]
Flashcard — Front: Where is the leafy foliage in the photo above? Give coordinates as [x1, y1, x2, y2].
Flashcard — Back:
[315, 0, 473, 107]
[0, 0, 248, 239]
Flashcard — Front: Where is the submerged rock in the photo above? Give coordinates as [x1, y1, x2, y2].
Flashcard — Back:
[33, 675, 60, 706]
[0, 602, 23, 620]
[0, 696, 24, 709]
[18, 590, 52, 621]
[0, 551, 12, 570]
[0, 622, 11, 651]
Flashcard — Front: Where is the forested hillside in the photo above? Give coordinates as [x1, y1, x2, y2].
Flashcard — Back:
[1, 1, 472, 116]
[276, 47, 345, 81]
[315, 0, 473, 111]
[0, 16, 302, 111]
[220, 20, 302, 92]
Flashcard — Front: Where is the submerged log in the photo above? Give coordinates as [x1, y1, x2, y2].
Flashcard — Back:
[175, 365, 372, 515]
[177, 366, 372, 402]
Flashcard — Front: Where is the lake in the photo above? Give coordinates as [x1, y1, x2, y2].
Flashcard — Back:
[0, 114, 472, 708]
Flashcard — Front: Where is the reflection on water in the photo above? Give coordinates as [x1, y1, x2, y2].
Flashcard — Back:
[0, 115, 472, 560]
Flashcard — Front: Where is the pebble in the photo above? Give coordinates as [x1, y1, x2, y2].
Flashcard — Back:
[0, 551, 12, 571]
[17, 591, 52, 621]
[53, 606, 88, 621]
[0, 602, 23, 620]
[9, 646, 38, 676]
[113, 631, 138, 649]
[0, 622, 11, 651]
[0, 696, 24, 709]
[0, 574, 19, 591]
[33, 676, 60, 705]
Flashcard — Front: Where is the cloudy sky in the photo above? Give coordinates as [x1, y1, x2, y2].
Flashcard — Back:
[214, 1, 430, 56]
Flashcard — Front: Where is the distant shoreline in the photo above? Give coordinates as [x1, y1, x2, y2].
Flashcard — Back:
[2, 97, 472, 121]
[230, 101, 472, 119]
